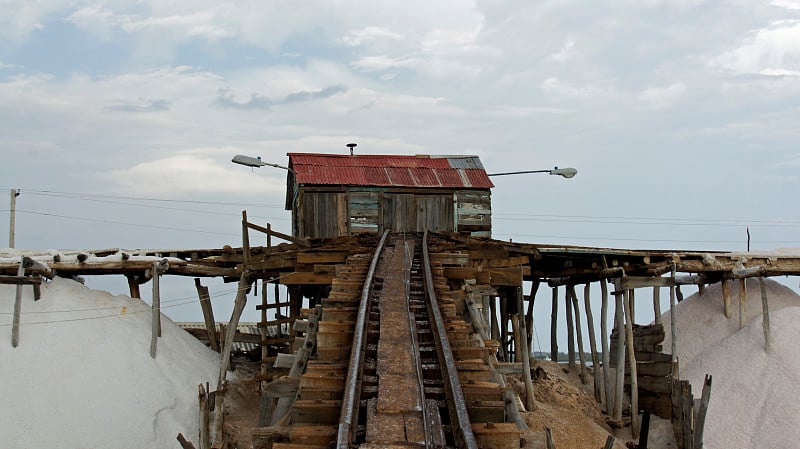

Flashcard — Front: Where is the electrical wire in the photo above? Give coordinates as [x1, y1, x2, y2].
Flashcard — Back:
[491, 232, 800, 244]
[12, 210, 238, 236]
[8, 189, 284, 208]
[22, 192, 289, 220]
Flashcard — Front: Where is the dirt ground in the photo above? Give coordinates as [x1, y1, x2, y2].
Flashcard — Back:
[514, 360, 677, 449]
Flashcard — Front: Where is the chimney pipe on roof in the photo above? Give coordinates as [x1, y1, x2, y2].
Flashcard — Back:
[346, 143, 357, 156]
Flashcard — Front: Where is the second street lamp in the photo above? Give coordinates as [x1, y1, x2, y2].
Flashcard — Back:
[487, 167, 578, 179]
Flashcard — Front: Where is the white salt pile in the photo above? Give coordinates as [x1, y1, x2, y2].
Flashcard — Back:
[0, 277, 219, 449]
[661, 279, 800, 449]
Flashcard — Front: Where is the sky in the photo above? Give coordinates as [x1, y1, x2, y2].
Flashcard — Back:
[1, 0, 799, 350]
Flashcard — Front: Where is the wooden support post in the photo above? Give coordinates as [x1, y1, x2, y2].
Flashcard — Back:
[612, 281, 625, 422]
[670, 265, 677, 376]
[565, 286, 575, 371]
[600, 280, 612, 411]
[500, 295, 509, 361]
[583, 283, 602, 401]
[722, 280, 732, 318]
[270, 305, 321, 425]
[639, 411, 651, 449]
[465, 298, 528, 429]
[195, 278, 219, 352]
[258, 280, 270, 427]
[759, 277, 771, 353]
[482, 295, 491, 337]
[127, 275, 141, 299]
[490, 297, 506, 361]
[550, 287, 559, 363]
[150, 261, 163, 358]
[739, 278, 747, 329]
[653, 286, 661, 324]
[11, 257, 24, 347]
[624, 287, 640, 439]
[199, 383, 210, 449]
[213, 271, 250, 445]
[545, 427, 556, 449]
[177, 433, 197, 449]
[526, 279, 539, 347]
[515, 283, 536, 411]
[8, 189, 17, 248]
[568, 285, 587, 383]
[603, 435, 616, 449]
[629, 288, 635, 323]
[693, 375, 713, 449]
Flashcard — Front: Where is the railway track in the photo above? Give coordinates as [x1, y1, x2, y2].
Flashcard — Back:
[263, 231, 521, 449]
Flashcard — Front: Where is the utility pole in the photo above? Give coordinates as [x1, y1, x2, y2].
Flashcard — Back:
[9, 189, 19, 248]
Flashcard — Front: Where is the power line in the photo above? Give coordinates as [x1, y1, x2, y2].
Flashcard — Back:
[24, 191, 290, 220]
[8, 189, 284, 208]
[13, 209, 238, 236]
[493, 212, 800, 225]
[494, 216, 800, 228]
[491, 232, 800, 244]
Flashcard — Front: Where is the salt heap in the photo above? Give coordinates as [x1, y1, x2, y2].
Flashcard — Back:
[661, 279, 800, 449]
[0, 277, 219, 449]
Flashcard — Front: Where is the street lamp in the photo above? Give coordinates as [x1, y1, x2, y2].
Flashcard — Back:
[232, 155, 295, 174]
[232, 154, 298, 207]
[487, 167, 578, 179]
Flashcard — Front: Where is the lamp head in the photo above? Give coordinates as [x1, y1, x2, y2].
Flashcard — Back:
[232, 154, 266, 168]
[550, 167, 577, 179]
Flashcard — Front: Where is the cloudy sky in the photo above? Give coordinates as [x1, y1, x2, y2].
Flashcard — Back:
[2, 1, 799, 339]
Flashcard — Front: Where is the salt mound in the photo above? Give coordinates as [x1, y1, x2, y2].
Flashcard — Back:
[0, 277, 219, 449]
[661, 279, 799, 370]
[660, 279, 800, 449]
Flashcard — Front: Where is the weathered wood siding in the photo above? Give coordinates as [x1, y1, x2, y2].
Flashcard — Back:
[296, 188, 491, 238]
[298, 192, 348, 239]
[382, 193, 455, 233]
[349, 191, 380, 234]
[456, 191, 491, 237]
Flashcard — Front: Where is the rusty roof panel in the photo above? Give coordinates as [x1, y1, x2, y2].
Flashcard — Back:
[464, 170, 494, 189]
[288, 153, 493, 189]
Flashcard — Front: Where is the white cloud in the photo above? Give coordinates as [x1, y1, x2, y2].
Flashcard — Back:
[339, 26, 405, 47]
[106, 154, 282, 195]
[551, 39, 575, 62]
[638, 82, 687, 109]
[716, 20, 800, 76]
[351, 55, 420, 72]
[771, 0, 800, 10]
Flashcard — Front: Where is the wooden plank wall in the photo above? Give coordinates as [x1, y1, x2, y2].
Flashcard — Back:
[348, 191, 380, 234]
[456, 191, 491, 236]
[299, 192, 348, 238]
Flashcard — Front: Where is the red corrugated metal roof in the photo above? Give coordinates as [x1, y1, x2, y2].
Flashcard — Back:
[287, 153, 494, 189]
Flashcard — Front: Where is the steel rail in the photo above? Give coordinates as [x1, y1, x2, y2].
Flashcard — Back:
[422, 231, 479, 449]
[336, 229, 390, 449]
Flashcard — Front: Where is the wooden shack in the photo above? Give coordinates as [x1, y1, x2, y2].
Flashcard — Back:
[285, 153, 494, 239]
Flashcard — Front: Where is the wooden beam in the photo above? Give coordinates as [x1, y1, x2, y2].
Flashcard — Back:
[279, 272, 334, 285]
[600, 279, 612, 412]
[759, 277, 771, 353]
[722, 279, 731, 318]
[565, 286, 575, 371]
[195, 278, 219, 352]
[246, 221, 311, 247]
[11, 259, 24, 347]
[0, 275, 41, 285]
[739, 278, 747, 329]
[568, 285, 587, 384]
[583, 283, 602, 402]
[653, 286, 662, 325]
[550, 287, 558, 363]
[624, 286, 640, 439]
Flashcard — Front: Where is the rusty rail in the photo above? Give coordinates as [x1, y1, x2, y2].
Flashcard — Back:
[336, 229, 390, 449]
[423, 231, 478, 449]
